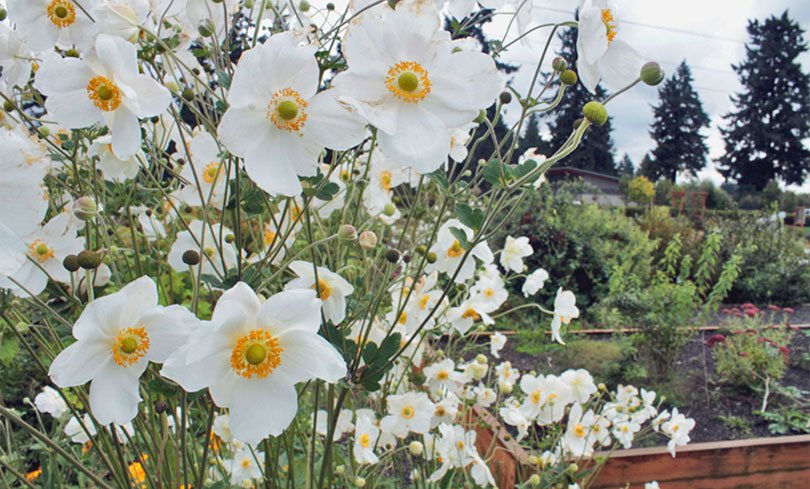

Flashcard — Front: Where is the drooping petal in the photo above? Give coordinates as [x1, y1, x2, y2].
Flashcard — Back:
[304, 90, 366, 151]
[594, 39, 643, 90]
[256, 289, 321, 335]
[228, 374, 299, 444]
[49, 340, 113, 388]
[378, 103, 449, 173]
[276, 328, 348, 384]
[110, 108, 141, 160]
[88, 361, 143, 425]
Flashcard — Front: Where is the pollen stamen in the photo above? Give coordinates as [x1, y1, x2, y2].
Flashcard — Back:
[28, 239, 55, 263]
[112, 327, 150, 367]
[47, 0, 77, 28]
[385, 61, 431, 103]
[601, 9, 617, 44]
[231, 330, 283, 379]
[87, 76, 122, 112]
[268, 88, 308, 133]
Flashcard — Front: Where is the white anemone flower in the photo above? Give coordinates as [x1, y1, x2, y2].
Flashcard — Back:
[224, 448, 264, 485]
[522, 268, 549, 297]
[0, 213, 83, 297]
[0, 25, 32, 90]
[284, 260, 354, 325]
[92, 0, 151, 42]
[173, 131, 232, 208]
[7, 0, 99, 52]
[561, 369, 597, 404]
[34, 34, 171, 159]
[218, 32, 365, 197]
[160, 284, 348, 445]
[0, 126, 50, 276]
[64, 414, 97, 444]
[167, 220, 239, 278]
[500, 235, 533, 273]
[314, 409, 354, 441]
[34, 386, 68, 418]
[88, 135, 144, 181]
[551, 287, 579, 344]
[490, 331, 507, 358]
[353, 414, 381, 465]
[48, 276, 198, 425]
[380, 392, 435, 438]
[576, 0, 644, 93]
[426, 219, 493, 283]
[661, 408, 695, 457]
[333, 0, 503, 172]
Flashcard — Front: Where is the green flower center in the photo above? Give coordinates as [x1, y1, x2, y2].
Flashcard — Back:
[97, 85, 114, 101]
[277, 101, 299, 121]
[397, 72, 419, 93]
[246, 344, 267, 365]
[35, 244, 50, 256]
[54, 5, 68, 18]
[120, 337, 138, 354]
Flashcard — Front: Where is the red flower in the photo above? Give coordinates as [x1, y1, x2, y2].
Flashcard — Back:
[783, 308, 795, 314]
[734, 313, 743, 318]
[741, 303, 755, 309]
[732, 329, 743, 335]
[768, 304, 780, 311]
[722, 308, 731, 315]
[706, 334, 726, 347]
[739, 352, 749, 358]
[778, 346, 790, 356]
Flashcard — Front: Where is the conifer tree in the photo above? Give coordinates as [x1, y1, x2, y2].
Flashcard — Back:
[517, 113, 545, 156]
[717, 11, 810, 190]
[649, 61, 710, 181]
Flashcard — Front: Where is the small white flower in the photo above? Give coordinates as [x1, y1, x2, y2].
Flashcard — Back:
[224, 448, 264, 485]
[500, 235, 533, 273]
[34, 386, 68, 418]
[645, 482, 660, 489]
[551, 288, 579, 344]
[7, 0, 99, 51]
[353, 414, 380, 465]
[380, 392, 435, 438]
[314, 409, 354, 441]
[561, 369, 597, 404]
[661, 408, 695, 457]
[426, 219, 493, 283]
[522, 268, 549, 297]
[490, 332, 507, 358]
[88, 135, 144, 181]
[284, 260, 354, 325]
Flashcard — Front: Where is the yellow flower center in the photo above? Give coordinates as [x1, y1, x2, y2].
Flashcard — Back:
[263, 229, 277, 246]
[397, 312, 408, 325]
[456, 441, 465, 451]
[575, 424, 586, 438]
[87, 76, 122, 112]
[436, 371, 448, 381]
[483, 288, 494, 298]
[385, 61, 431, 103]
[231, 330, 283, 379]
[312, 279, 331, 300]
[530, 389, 541, 404]
[621, 425, 629, 433]
[240, 458, 251, 468]
[420, 294, 430, 310]
[128, 462, 146, 484]
[28, 239, 55, 263]
[672, 424, 679, 432]
[462, 308, 480, 321]
[202, 162, 220, 184]
[381, 170, 393, 191]
[446, 239, 465, 258]
[360, 433, 370, 448]
[601, 9, 617, 45]
[112, 327, 150, 367]
[401, 405, 415, 419]
[268, 88, 308, 132]
[340, 170, 351, 182]
[435, 406, 446, 417]
[47, 0, 76, 28]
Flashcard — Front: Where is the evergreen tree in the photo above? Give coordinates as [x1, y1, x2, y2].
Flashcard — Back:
[544, 27, 617, 175]
[717, 11, 810, 190]
[649, 61, 710, 181]
[638, 153, 656, 178]
[517, 113, 545, 156]
[618, 153, 634, 175]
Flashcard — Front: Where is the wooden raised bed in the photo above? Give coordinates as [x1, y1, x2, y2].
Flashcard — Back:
[468, 404, 810, 489]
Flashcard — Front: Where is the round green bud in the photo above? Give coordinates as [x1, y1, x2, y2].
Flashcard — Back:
[182, 88, 195, 102]
[0, 8, 7, 21]
[358, 231, 377, 250]
[568, 463, 578, 472]
[473, 109, 486, 124]
[598, 382, 607, 391]
[385, 249, 400, 263]
[198, 18, 216, 37]
[559, 69, 578, 86]
[15, 321, 29, 334]
[383, 203, 397, 217]
[224, 234, 235, 243]
[552, 56, 567, 72]
[408, 441, 423, 456]
[243, 0, 254, 7]
[640, 61, 665, 86]
[338, 224, 357, 242]
[353, 477, 366, 488]
[426, 251, 437, 264]
[63, 254, 80, 272]
[182, 250, 200, 266]
[527, 455, 538, 465]
[3, 100, 14, 112]
[335, 465, 345, 476]
[499, 91, 512, 104]
[326, 2, 335, 9]
[416, 244, 427, 255]
[299, 0, 311, 12]
[38, 126, 50, 137]
[211, 0, 224, 3]
[528, 474, 541, 487]
[77, 250, 102, 270]
[73, 197, 98, 221]
[476, 353, 487, 365]
[277, 100, 299, 121]
[582, 101, 608, 126]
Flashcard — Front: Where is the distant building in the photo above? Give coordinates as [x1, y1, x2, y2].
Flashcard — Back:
[545, 167, 625, 207]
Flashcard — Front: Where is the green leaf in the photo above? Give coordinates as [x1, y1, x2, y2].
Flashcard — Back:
[454, 202, 484, 231]
[216, 70, 232, 90]
[0, 332, 19, 366]
[481, 159, 510, 187]
[146, 378, 177, 397]
[427, 169, 449, 190]
[315, 181, 340, 201]
[448, 227, 470, 250]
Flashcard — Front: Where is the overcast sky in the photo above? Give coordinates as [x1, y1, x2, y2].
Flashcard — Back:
[483, 0, 810, 192]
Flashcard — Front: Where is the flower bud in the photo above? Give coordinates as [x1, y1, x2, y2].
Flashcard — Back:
[338, 224, 357, 242]
[358, 231, 377, 250]
[224, 234, 235, 243]
[198, 18, 216, 37]
[182, 250, 200, 266]
[0, 8, 6, 21]
[326, 2, 335, 9]
[499, 91, 512, 104]
[582, 101, 608, 126]
[640, 61, 665, 86]
[15, 321, 29, 334]
[416, 244, 427, 255]
[335, 465, 345, 476]
[499, 381, 513, 394]
[471, 363, 487, 380]
[473, 109, 486, 124]
[426, 251, 437, 264]
[299, 0, 310, 11]
[77, 250, 102, 270]
[476, 353, 487, 365]
[598, 382, 607, 391]
[569, 463, 578, 472]
[63, 254, 80, 272]
[385, 249, 400, 263]
[154, 400, 169, 414]
[408, 441, 424, 456]
[353, 477, 366, 488]
[528, 474, 541, 487]
[3, 100, 14, 112]
[552, 56, 567, 72]
[182, 88, 195, 101]
[559, 69, 578, 86]
[73, 197, 98, 221]
[383, 203, 397, 217]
